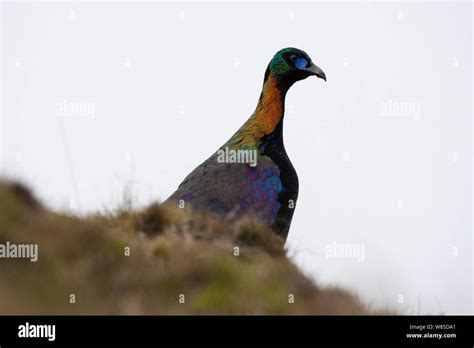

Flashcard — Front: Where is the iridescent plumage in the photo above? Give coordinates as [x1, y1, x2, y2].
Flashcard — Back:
[165, 48, 326, 240]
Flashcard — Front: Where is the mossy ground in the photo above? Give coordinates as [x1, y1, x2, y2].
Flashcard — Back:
[0, 180, 370, 314]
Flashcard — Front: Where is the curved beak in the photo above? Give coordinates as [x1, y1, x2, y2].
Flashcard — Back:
[305, 63, 326, 81]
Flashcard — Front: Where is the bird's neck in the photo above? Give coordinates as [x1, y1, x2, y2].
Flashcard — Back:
[254, 72, 288, 132]
[248, 73, 287, 136]
[226, 72, 288, 150]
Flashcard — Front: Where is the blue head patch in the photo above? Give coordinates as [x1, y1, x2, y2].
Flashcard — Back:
[295, 57, 308, 69]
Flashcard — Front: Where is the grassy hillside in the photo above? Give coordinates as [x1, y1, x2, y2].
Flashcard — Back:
[0, 180, 369, 314]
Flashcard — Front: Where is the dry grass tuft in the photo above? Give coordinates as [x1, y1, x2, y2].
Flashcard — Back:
[0, 180, 376, 314]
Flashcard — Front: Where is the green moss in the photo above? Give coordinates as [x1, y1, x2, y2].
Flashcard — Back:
[110, 239, 129, 256]
[153, 243, 168, 258]
[194, 284, 230, 309]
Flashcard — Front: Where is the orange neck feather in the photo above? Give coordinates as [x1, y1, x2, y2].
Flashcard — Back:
[227, 73, 284, 149]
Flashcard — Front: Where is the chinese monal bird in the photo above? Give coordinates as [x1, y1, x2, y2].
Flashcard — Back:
[165, 47, 326, 241]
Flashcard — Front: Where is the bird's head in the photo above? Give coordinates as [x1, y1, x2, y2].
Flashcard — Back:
[267, 47, 326, 88]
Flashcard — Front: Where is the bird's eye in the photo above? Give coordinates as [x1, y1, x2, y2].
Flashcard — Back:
[294, 57, 308, 69]
[289, 54, 298, 62]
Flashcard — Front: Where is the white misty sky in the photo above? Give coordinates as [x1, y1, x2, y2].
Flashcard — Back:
[1, 1, 472, 314]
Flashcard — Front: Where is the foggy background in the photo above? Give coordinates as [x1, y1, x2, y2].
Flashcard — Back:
[1, 1, 472, 314]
